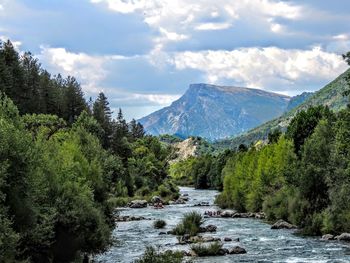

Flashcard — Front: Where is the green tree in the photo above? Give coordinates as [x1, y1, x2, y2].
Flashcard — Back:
[93, 92, 113, 147]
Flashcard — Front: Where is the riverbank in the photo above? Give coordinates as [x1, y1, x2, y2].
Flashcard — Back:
[96, 187, 350, 263]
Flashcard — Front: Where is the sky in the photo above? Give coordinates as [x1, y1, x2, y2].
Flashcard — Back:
[0, 0, 349, 120]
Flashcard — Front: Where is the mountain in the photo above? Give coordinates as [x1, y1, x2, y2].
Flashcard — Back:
[214, 68, 350, 150]
[139, 84, 290, 140]
[285, 92, 314, 112]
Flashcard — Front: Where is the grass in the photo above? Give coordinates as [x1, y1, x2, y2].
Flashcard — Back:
[172, 211, 203, 236]
[154, 219, 167, 229]
[134, 246, 183, 263]
[191, 242, 223, 257]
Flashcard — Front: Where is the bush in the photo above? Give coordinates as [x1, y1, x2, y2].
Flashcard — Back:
[191, 242, 223, 257]
[172, 212, 203, 236]
[134, 246, 183, 263]
[154, 219, 167, 229]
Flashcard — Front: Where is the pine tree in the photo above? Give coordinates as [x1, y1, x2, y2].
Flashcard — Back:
[129, 119, 145, 140]
[93, 92, 113, 147]
[63, 76, 87, 123]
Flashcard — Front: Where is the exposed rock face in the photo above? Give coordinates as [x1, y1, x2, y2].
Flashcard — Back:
[129, 200, 147, 208]
[271, 219, 297, 230]
[336, 233, 350, 242]
[229, 246, 247, 254]
[139, 84, 290, 140]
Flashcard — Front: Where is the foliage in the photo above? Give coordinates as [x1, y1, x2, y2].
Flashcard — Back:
[134, 246, 183, 263]
[0, 39, 180, 262]
[172, 212, 203, 236]
[190, 242, 223, 257]
[153, 219, 167, 229]
[169, 149, 234, 190]
[217, 96, 350, 235]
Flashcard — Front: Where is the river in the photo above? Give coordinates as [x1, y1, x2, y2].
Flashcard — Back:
[96, 187, 350, 263]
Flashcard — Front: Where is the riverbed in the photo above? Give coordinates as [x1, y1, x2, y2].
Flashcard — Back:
[96, 187, 350, 262]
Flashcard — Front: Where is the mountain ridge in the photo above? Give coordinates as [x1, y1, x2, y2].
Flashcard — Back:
[139, 84, 290, 140]
[213, 68, 350, 150]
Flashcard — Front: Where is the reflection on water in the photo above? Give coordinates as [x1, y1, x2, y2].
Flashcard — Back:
[96, 187, 350, 263]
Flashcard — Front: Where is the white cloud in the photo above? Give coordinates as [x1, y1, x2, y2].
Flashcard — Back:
[171, 46, 347, 94]
[90, 0, 146, 14]
[195, 22, 232, 31]
[159, 27, 188, 41]
[110, 91, 181, 107]
[91, 0, 303, 51]
[333, 34, 349, 41]
[132, 93, 181, 105]
[0, 35, 21, 49]
[39, 46, 109, 93]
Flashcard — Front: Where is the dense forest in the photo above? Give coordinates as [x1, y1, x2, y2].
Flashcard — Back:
[173, 52, 350, 236]
[0, 40, 178, 262]
[216, 52, 350, 235]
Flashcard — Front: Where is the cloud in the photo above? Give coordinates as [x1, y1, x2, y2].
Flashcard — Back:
[39, 46, 109, 93]
[110, 92, 180, 106]
[195, 22, 232, 31]
[90, 0, 146, 14]
[91, 0, 304, 52]
[171, 46, 347, 94]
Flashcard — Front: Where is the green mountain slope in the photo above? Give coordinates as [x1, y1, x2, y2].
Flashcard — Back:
[214, 68, 350, 150]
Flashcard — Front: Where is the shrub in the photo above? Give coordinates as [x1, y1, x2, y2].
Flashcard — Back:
[191, 242, 223, 257]
[172, 212, 203, 236]
[134, 246, 183, 263]
[154, 219, 167, 229]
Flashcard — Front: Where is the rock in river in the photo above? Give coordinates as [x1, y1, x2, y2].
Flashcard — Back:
[229, 246, 247, 254]
[150, 196, 164, 204]
[336, 233, 350, 242]
[129, 200, 147, 208]
[271, 219, 297, 230]
[322, 234, 335, 240]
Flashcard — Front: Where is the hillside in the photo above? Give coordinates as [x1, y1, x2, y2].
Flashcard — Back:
[214, 68, 350, 150]
[139, 84, 290, 141]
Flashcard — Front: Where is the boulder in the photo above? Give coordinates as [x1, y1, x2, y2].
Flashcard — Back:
[322, 234, 335, 240]
[205, 225, 217, 232]
[229, 246, 247, 254]
[336, 233, 350, 242]
[202, 236, 220, 242]
[129, 200, 147, 208]
[271, 219, 297, 230]
[151, 196, 164, 204]
[218, 248, 229, 255]
[115, 215, 148, 221]
[224, 237, 232, 242]
[194, 201, 210, 207]
[180, 195, 189, 201]
[221, 210, 235, 218]
[159, 232, 167, 235]
[255, 212, 266, 219]
[174, 198, 186, 204]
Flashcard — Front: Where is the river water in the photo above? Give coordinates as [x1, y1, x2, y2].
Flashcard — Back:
[96, 187, 350, 263]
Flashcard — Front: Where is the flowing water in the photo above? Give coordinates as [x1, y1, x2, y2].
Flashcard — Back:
[96, 187, 350, 263]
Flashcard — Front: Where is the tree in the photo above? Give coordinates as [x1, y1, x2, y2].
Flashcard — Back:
[129, 119, 145, 140]
[286, 106, 334, 156]
[93, 92, 113, 147]
[268, 129, 282, 144]
[62, 76, 87, 124]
